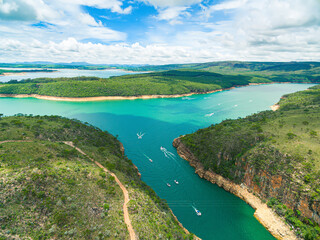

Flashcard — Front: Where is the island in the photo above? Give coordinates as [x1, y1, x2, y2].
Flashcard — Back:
[173, 85, 320, 240]
[0, 115, 193, 239]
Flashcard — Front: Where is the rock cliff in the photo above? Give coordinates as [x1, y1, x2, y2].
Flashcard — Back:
[173, 137, 299, 240]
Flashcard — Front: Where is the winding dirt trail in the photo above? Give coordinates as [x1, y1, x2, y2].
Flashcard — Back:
[0, 140, 136, 240]
[63, 141, 137, 240]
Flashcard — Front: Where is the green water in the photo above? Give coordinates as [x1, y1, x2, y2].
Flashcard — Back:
[0, 83, 314, 239]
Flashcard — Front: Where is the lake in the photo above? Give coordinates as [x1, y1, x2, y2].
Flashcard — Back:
[0, 83, 313, 239]
[0, 68, 138, 82]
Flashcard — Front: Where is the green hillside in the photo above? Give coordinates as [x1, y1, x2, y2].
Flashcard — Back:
[122, 62, 320, 84]
[178, 85, 320, 239]
[0, 115, 190, 239]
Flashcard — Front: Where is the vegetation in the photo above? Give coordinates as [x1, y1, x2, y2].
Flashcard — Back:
[0, 70, 254, 98]
[180, 85, 320, 239]
[0, 115, 190, 239]
[1, 62, 320, 98]
[121, 61, 320, 84]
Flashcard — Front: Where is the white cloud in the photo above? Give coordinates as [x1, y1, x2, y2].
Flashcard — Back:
[61, 0, 132, 14]
[140, 0, 202, 8]
[156, 6, 189, 24]
[1, 0, 320, 64]
[0, 1, 18, 14]
[0, 0, 128, 44]
[79, 13, 102, 26]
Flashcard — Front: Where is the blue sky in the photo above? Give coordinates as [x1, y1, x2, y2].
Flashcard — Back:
[0, 0, 319, 64]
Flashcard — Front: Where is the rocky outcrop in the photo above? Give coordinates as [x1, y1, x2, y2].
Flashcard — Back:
[173, 137, 298, 240]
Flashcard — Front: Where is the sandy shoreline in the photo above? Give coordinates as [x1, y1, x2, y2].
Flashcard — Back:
[173, 137, 297, 240]
[0, 88, 232, 102]
[270, 104, 280, 111]
[1, 72, 26, 76]
[0, 81, 316, 102]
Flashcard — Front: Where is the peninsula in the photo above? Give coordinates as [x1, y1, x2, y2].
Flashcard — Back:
[0, 115, 192, 239]
[0, 65, 319, 101]
[173, 85, 320, 240]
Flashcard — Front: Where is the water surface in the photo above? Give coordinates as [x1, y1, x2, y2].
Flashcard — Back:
[0, 68, 138, 82]
[0, 83, 313, 239]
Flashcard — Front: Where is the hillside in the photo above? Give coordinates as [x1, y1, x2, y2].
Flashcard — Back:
[174, 85, 320, 239]
[0, 68, 319, 99]
[0, 115, 191, 239]
[122, 62, 320, 84]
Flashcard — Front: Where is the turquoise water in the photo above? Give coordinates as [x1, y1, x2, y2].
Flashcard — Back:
[0, 68, 139, 82]
[0, 83, 314, 239]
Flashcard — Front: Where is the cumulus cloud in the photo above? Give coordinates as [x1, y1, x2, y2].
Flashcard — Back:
[195, 0, 320, 61]
[0, 0, 128, 43]
[0, 0, 320, 64]
[0, 38, 204, 64]
[0, 0, 38, 21]
[139, 0, 200, 25]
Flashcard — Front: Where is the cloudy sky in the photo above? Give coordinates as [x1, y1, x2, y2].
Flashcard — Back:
[0, 0, 320, 64]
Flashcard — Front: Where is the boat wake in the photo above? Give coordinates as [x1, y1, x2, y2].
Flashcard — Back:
[160, 146, 176, 159]
[143, 153, 153, 162]
[205, 112, 215, 117]
[182, 97, 195, 100]
[137, 132, 145, 139]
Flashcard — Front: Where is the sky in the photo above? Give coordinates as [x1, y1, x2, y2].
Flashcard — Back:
[0, 0, 320, 64]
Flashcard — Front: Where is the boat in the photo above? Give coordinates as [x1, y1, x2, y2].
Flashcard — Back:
[195, 208, 201, 216]
[149, 158, 153, 162]
[166, 183, 171, 187]
[174, 180, 179, 184]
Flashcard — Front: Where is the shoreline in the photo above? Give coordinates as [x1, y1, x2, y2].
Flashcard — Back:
[0, 88, 234, 102]
[1, 72, 26, 76]
[0, 81, 316, 102]
[173, 137, 297, 240]
[270, 104, 280, 111]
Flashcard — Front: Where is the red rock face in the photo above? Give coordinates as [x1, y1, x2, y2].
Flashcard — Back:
[298, 197, 313, 219]
[271, 175, 282, 189]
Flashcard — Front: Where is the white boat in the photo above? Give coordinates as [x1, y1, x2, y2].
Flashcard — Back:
[174, 180, 179, 184]
[192, 206, 201, 216]
[149, 158, 153, 162]
[166, 183, 171, 187]
[195, 208, 201, 216]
